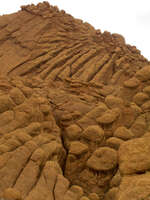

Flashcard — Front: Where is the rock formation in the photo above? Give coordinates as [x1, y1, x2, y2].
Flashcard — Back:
[0, 1, 150, 200]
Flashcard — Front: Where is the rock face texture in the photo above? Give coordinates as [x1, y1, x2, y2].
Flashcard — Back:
[0, 2, 150, 200]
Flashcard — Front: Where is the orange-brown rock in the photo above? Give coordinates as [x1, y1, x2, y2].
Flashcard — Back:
[119, 137, 150, 175]
[2, 188, 22, 200]
[135, 65, 150, 81]
[117, 173, 150, 200]
[0, 1, 149, 200]
[86, 147, 118, 171]
[114, 126, 134, 140]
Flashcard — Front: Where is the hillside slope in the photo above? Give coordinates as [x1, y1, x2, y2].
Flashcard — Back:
[0, 2, 150, 200]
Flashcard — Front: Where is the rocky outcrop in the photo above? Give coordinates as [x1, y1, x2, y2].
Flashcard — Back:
[0, 1, 150, 200]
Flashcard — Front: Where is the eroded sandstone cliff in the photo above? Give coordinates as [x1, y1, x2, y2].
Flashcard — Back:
[0, 2, 150, 200]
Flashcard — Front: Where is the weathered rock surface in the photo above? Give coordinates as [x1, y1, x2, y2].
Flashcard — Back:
[117, 173, 150, 200]
[86, 147, 118, 171]
[0, 1, 149, 200]
[119, 137, 150, 175]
